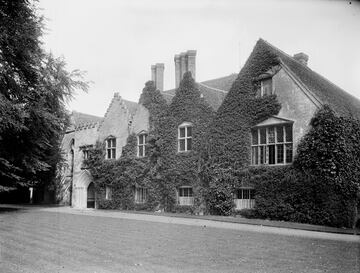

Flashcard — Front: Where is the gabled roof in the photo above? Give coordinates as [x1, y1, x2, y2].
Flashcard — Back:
[259, 39, 360, 118]
[72, 111, 103, 125]
[161, 74, 237, 110]
[122, 99, 139, 116]
[67, 111, 103, 131]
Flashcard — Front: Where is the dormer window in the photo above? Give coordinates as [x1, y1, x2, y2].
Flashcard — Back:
[178, 122, 193, 152]
[106, 137, 116, 159]
[137, 133, 148, 157]
[80, 145, 93, 160]
[256, 77, 273, 97]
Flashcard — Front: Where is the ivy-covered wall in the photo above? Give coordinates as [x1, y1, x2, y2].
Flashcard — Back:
[247, 106, 360, 228]
[84, 40, 360, 228]
[202, 40, 281, 215]
[86, 74, 214, 212]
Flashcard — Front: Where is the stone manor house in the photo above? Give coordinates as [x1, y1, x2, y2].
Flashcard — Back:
[59, 39, 360, 209]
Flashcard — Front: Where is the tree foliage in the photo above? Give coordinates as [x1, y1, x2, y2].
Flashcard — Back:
[0, 0, 88, 192]
[250, 106, 360, 227]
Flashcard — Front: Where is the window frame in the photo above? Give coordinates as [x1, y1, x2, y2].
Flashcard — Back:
[178, 186, 194, 206]
[135, 187, 148, 204]
[105, 186, 112, 200]
[178, 186, 194, 197]
[137, 133, 148, 158]
[256, 77, 273, 97]
[251, 123, 293, 166]
[178, 122, 193, 153]
[235, 188, 255, 200]
[106, 137, 116, 159]
[80, 145, 93, 160]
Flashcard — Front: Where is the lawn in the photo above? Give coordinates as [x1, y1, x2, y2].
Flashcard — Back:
[0, 208, 359, 273]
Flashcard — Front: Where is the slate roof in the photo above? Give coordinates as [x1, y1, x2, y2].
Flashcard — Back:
[260, 39, 360, 118]
[161, 74, 237, 110]
[122, 99, 139, 116]
[72, 111, 103, 125]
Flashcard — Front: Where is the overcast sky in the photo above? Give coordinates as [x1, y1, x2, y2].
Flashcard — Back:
[38, 0, 360, 117]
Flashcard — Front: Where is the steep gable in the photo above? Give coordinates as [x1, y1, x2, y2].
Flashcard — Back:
[260, 39, 360, 119]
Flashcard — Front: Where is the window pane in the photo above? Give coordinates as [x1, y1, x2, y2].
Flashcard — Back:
[260, 128, 266, 144]
[109, 139, 115, 148]
[277, 126, 284, 143]
[285, 125, 293, 142]
[286, 144, 293, 163]
[144, 134, 147, 144]
[268, 145, 275, 165]
[179, 139, 185, 151]
[262, 78, 272, 95]
[268, 127, 275, 144]
[243, 189, 250, 199]
[187, 127, 192, 137]
[277, 144, 284, 164]
[107, 149, 111, 159]
[251, 130, 258, 145]
[112, 149, 116, 159]
[139, 135, 143, 145]
[251, 147, 258, 165]
[237, 190, 242, 199]
[139, 146, 144, 157]
[260, 146, 266, 164]
[187, 138, 192, 151]
[189, 188, 193, 197]
[179, 127, 185, 138]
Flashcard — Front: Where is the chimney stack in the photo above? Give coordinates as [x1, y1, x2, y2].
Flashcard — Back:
[174, 50, 197, 88]
[155, 63, 164, 92]
[180, 52, 187, 80]
[150, 63, 165, 91]
[151, 65, 156, 82]
[174, 55, 181, 88]
[293, 52, 309, 66]
[186, 50, 196, 80]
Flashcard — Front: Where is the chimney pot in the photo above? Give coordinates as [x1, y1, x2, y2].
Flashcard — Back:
[293, 52, 309, 66]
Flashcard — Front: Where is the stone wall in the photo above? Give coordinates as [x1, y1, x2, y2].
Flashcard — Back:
[273, 68, 319, 151]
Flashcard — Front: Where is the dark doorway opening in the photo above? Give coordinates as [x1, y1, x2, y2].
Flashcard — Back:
[87, 182, 95, 208]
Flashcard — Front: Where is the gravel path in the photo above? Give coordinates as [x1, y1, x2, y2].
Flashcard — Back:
[39, 206, 360, 243]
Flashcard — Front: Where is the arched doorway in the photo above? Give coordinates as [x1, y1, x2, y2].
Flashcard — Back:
[87, 182, 95, 208]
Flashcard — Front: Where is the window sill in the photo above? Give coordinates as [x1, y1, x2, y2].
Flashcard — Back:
[250, 163, 292, 167]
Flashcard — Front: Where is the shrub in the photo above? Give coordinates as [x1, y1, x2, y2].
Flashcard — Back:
[172, 205, 195, 214]
[237, 208, 257, 219]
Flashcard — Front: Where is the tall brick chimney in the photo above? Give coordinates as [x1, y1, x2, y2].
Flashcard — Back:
[293, 52, 309, 66]
[180, 52, 187, 80]
[151, 65, 156, 82]
[174, 50, 197, 88]
[155, 63, 164, 92]
[186, 50, 196, 80]
[174, 55, 181, 88]
[150, 63, 164, 91]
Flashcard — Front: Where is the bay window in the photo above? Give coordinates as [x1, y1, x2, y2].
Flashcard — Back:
[251, 124, 293, 165]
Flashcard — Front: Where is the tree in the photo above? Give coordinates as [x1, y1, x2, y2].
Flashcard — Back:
[0, 0, 88, 192]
